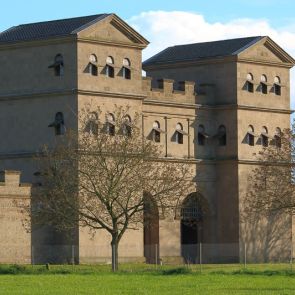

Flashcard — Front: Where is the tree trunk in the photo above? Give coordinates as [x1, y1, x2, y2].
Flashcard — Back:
[111, 236, 119, 272]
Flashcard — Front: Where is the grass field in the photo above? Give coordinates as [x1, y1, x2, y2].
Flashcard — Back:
[0, 264, 294, 295]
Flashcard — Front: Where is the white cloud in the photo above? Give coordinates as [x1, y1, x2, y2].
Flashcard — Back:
[128, 11, 295, 108]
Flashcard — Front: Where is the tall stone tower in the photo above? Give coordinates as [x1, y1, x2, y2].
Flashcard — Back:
[143, 36, 295, 261]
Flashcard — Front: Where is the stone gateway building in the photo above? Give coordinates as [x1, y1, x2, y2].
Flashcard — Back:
[0, 13, 294, 264]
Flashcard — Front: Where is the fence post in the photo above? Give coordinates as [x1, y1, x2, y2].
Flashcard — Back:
[199, 242, 202, 273]
[72, 245, 75, 267]
[31, 245, 34, 267]
[291, 242, 293, 272]
[244, 243, 247, 269]
[155, 244, 158, 268]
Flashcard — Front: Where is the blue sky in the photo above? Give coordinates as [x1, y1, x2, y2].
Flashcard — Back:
[1, 0, 295, 31]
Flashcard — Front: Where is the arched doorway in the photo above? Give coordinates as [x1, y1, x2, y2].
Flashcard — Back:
[181, 193, 204, 263]
[143, 193, 159, 264]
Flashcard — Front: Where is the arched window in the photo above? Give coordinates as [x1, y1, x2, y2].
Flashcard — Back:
[180, 193, 205, 263]
[274, 76, 281, 96]
[246, 73, 254, 93]
[106, 56, 115, 78]
[217, 125, 226, 146]
[198, 125, 206, 146]
[260, 74, 268, 94]
[181, 194, 203, 222]
[48, 112, 66, 135]
[175, 123, 184, 144]
[261, 126, 269, 147]
[49, 54, 64, 76]
[247, 125, 255, 146]
[274, 127, 282, 148]
[152, 121, 161, 143]
[106, 113, 115, 136]
[122, 115, 132, 137]
[85, 112, 99, 135]
[89, 54, 98, 76]
[122, 58, 131, 80]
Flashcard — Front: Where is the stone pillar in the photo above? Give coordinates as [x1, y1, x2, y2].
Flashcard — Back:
[159, 219, 182, 264]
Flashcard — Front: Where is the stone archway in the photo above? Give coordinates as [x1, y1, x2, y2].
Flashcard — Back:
[180, 192, 206, 264]
[143, 193, 159, 264]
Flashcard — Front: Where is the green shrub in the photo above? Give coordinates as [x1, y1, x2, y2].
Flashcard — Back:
[0, 264, 27, 274]
[161, 267, 192, 275]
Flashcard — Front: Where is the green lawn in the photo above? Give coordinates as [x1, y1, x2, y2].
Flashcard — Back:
[0, 264, 294, 295]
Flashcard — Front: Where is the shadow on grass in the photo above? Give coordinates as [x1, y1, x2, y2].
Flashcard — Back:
[0, 264, 294, 277]
[211, 269, 295, 277]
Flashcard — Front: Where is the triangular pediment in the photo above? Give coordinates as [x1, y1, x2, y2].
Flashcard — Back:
[238, 36, 295, 66]
[76, 14, 149, 48]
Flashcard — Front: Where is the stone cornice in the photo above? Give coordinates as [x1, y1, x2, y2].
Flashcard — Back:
[144, 100, 292, 114]
[0, 89, 76, 102]
[0, 89, 146, 102]
[0, 36, 76, 50]
[77, 37, 146, 49]
[143, 110, 196, 119]
[199, 104, 293, 114]
[77, 89, 145, 100]
[143, 99, 199, 109]
[237, 57, 293, 69]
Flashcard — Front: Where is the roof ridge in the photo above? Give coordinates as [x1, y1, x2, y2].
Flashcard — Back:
[71, 13, 111, 34]
[0, 26, 17, 35]
[14, 13, 109, 28]
[171, 36, 264, 48]
[232, 36, 265, 55]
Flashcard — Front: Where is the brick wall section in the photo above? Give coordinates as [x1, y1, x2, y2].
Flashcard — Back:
[0, 171, 31, 264]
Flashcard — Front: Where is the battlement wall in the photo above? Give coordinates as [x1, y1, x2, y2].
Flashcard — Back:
[142, 77, 215, 105]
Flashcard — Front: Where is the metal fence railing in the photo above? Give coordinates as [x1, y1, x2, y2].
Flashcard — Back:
[0, 243, 294, 272]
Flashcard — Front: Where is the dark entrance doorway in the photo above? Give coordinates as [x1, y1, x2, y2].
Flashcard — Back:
[181, 193, 204, 263]
[143, 193, 159, 264]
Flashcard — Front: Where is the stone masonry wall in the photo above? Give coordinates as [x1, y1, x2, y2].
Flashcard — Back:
[0, 171, 31, 264]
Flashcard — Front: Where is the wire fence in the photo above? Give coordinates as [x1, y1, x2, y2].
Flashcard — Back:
[0, 243, 294, 272]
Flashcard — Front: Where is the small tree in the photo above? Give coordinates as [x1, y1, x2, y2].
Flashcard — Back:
[31, 105, 193, 271]
[245, 124, 295, 216]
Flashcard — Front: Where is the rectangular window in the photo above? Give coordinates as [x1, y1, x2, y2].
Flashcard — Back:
[123, 67, 131, 79]
[261, 83, 267, 94]
[274, 84, 281, 96]
[176, 132, 183, 144]
[153, 130, 161, 142]
[198, 133, 205, 146]
[106, 65, 114, 78]
[248, 133, 254, 146]
[261, 135, 268, 147]
[246, 81, 254, 93]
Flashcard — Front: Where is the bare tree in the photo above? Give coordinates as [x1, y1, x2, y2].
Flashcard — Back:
[30, 105, 194, 271]
[245, 124, 295, 216]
